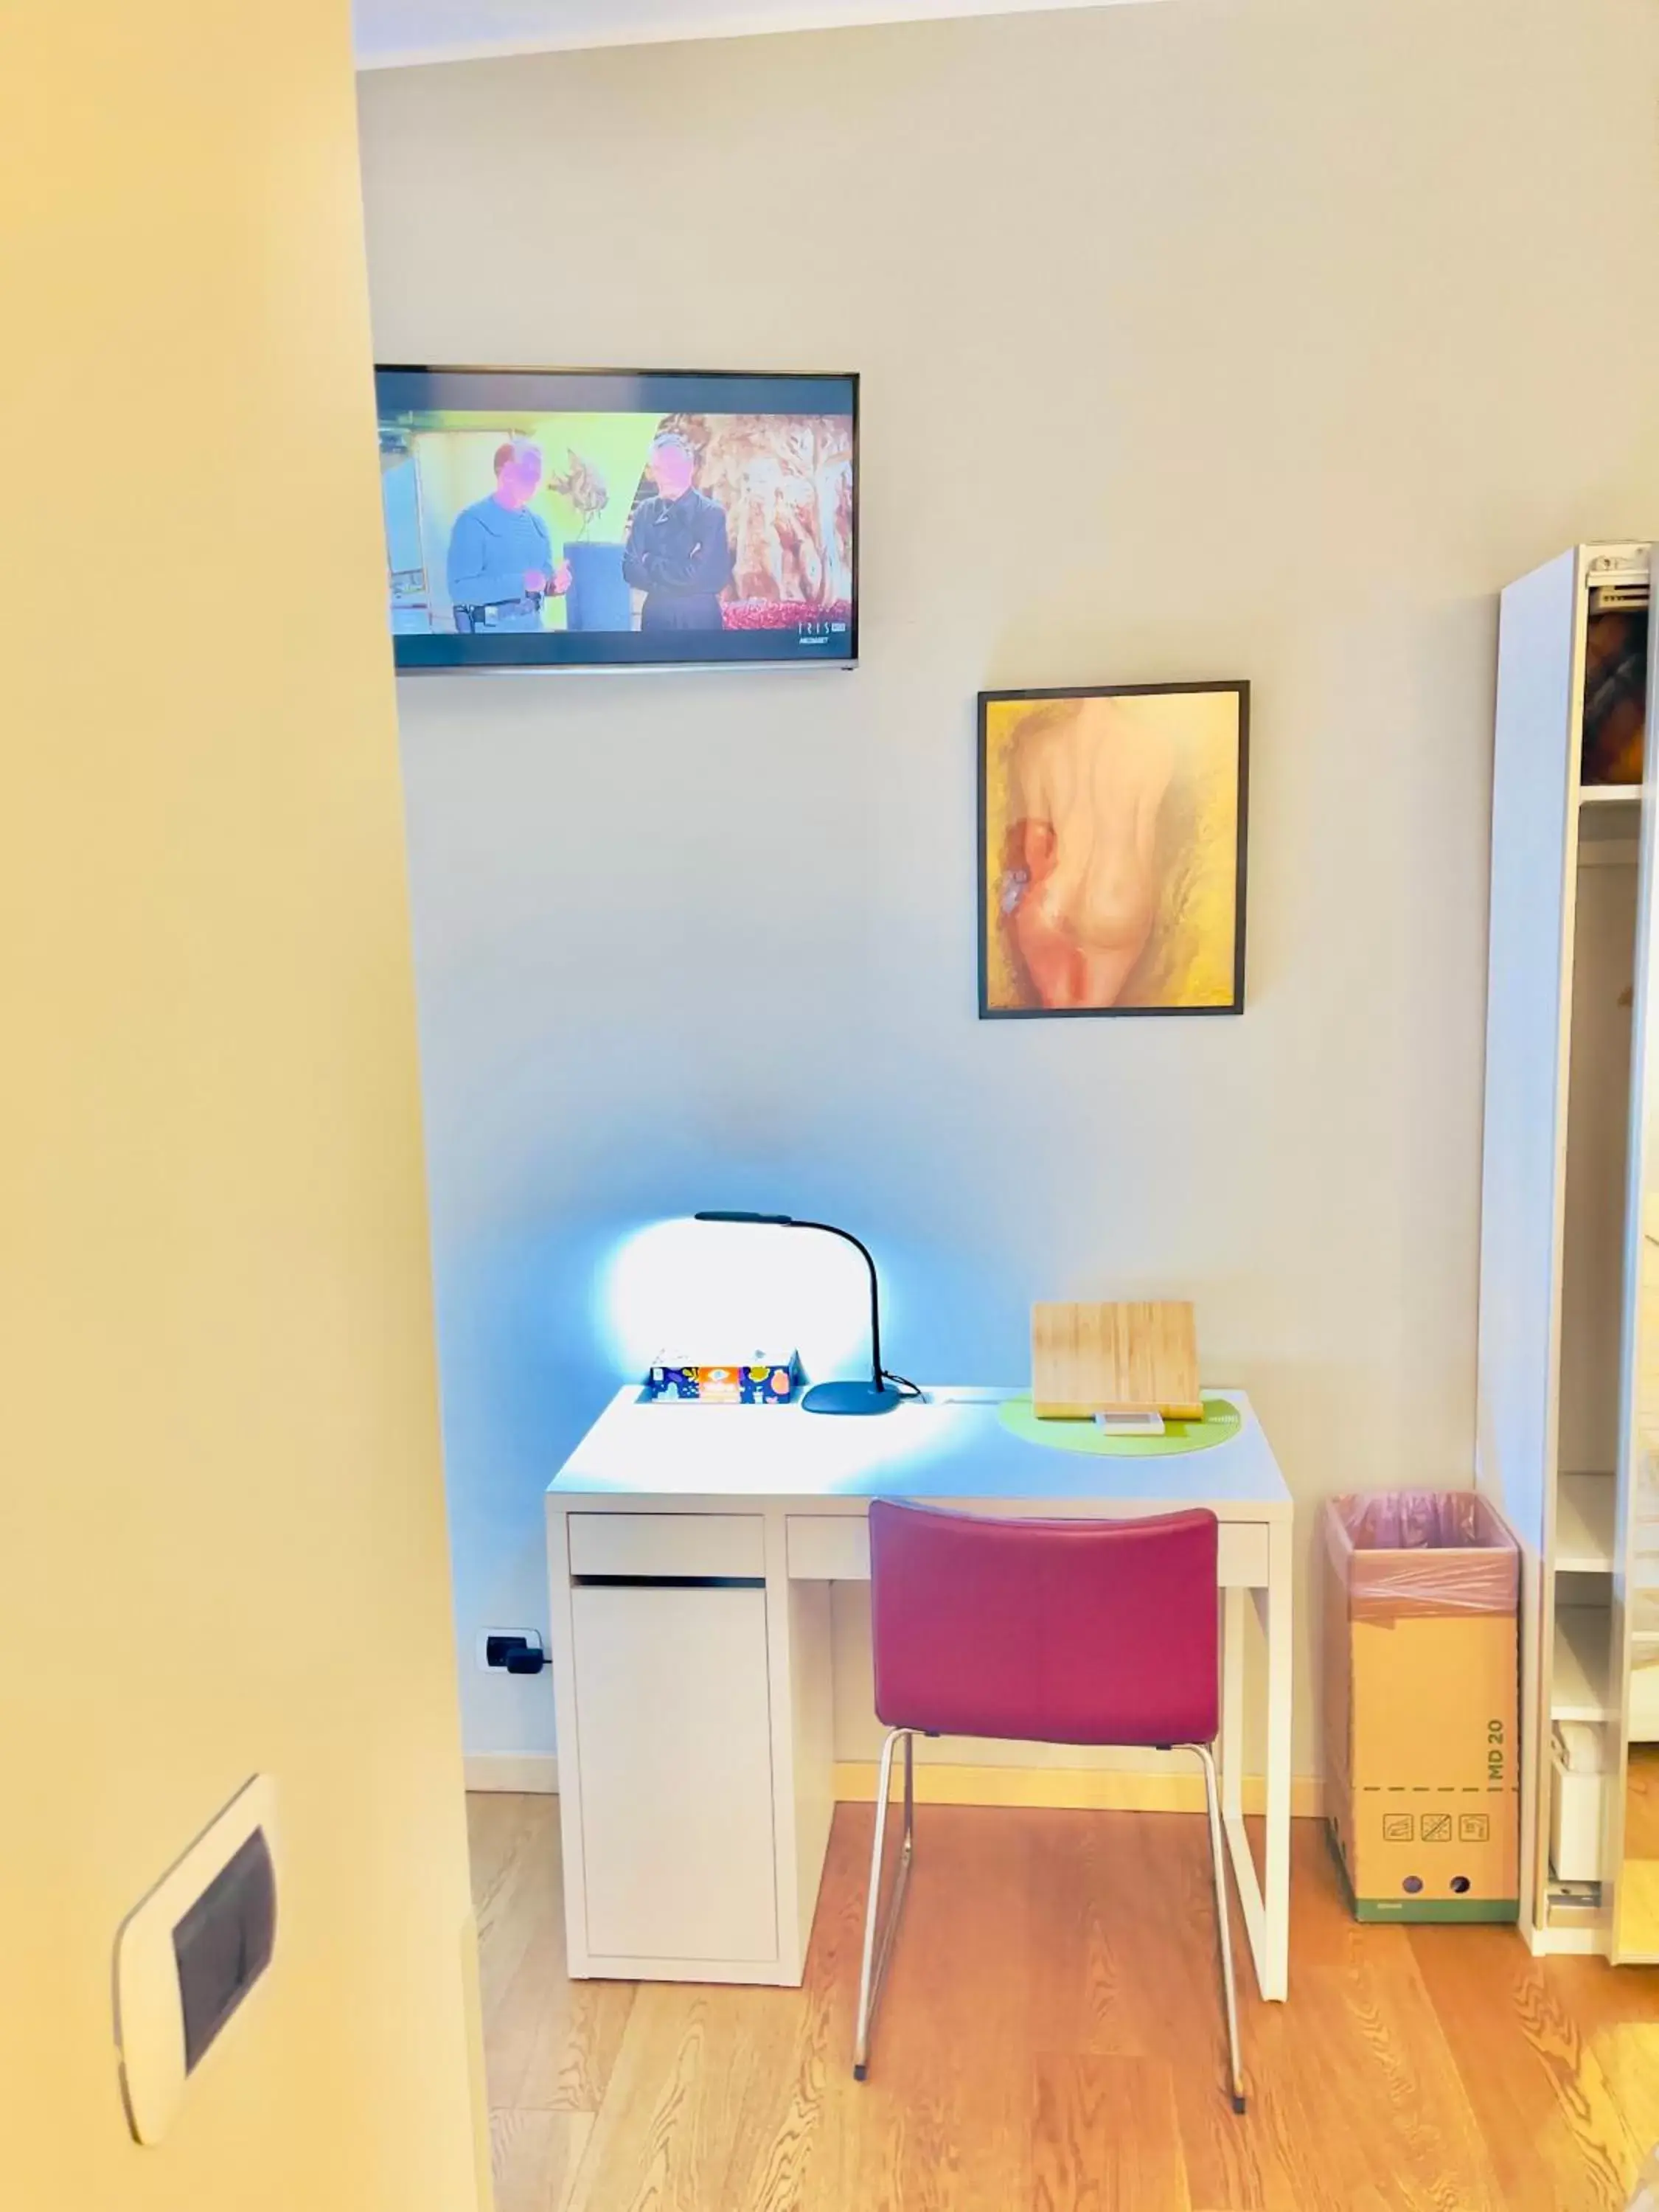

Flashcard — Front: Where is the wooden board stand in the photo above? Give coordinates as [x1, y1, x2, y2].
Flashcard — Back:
[1032, 1301, 1203, 1422]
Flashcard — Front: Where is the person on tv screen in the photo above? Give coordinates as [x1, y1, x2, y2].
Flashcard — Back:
[622, 434, 734, 633]
[445, 439, 571, 633]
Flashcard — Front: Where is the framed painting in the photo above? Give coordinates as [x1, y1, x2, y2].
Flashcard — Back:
[978, 681, 1249, 1019]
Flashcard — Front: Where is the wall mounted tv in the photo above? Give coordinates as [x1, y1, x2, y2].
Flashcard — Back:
[376, 366, 858, 672]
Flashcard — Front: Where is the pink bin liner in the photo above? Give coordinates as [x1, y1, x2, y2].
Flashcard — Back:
[1323, 1491, 1518, 1623]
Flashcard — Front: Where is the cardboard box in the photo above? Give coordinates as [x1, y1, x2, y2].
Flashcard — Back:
[1323, 1492, 1520, 1923]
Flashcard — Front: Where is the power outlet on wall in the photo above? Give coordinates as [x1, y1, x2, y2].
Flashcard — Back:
[476, 1627, 546, 1674]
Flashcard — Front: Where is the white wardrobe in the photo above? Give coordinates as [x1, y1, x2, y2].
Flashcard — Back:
[1477, 540, 1659, 1959]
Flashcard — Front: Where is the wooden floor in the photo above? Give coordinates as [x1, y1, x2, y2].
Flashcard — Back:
[470, 1792, 1659, 2211]
[1621, 1749, 1659, 1957]
[1630, 1747, 1659, 1858]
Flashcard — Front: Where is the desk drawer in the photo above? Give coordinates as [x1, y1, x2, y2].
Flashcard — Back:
[787, 1514, 871, 1581]
[568, 1512, 765, 1582]
[1218, 1521, 1270, 1587]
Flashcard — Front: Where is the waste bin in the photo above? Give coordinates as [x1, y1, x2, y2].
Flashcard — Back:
[1322, 1490, 1519, 1921]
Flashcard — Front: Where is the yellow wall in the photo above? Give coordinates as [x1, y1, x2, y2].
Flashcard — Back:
[0, 5, 484, 2207]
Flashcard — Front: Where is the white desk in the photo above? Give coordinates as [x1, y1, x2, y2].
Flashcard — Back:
[545, 1385, 1293, 2001]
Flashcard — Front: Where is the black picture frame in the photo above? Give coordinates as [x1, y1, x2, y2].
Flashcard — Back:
[977, 680, 1250, 1020]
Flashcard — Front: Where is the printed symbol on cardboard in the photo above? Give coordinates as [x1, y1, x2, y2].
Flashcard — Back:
[1382, 1814, 1414, 1843]
[1458, 1813, 1490, 1844]
[1422, 1813, 1453, 1843]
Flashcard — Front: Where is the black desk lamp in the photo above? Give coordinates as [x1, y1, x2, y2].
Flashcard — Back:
[693, 1212, 903, 1415]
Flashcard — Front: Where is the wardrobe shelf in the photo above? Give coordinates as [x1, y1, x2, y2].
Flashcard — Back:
[1556, 1472, 1617, 1573]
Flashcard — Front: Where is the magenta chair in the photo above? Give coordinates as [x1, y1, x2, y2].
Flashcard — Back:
[854, 1498, 1245, 2110]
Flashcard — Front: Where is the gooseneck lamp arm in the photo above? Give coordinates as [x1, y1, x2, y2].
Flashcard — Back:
[692, 1211, 905, 1416]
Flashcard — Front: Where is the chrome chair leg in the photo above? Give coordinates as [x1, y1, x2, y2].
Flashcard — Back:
[852, 1725, 915, 2080]
[1192, 1740, 1246, 2114]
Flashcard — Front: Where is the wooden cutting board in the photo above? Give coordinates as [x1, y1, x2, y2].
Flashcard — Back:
[1031, 1301, 1203, 1421]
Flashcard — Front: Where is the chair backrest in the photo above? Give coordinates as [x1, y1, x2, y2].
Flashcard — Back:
[869, 1499, 1220, 1747]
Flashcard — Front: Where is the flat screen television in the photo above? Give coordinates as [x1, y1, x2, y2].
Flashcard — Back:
[375, 366, 858, 672]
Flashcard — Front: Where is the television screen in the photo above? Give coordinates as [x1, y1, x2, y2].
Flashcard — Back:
[375, 366, 858, 672]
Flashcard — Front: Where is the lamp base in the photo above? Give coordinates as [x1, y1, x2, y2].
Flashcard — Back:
[801, 1379, 903, 1417]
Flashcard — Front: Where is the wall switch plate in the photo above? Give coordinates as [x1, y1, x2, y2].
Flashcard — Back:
[476, 1627, 544, 1672]
[114, 1775, 278, 2145]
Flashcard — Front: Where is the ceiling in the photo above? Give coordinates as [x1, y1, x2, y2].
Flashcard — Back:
[353, 0, 1160, 72]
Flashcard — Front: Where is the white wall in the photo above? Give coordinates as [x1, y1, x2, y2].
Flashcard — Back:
[356, 0, 1659, 1773]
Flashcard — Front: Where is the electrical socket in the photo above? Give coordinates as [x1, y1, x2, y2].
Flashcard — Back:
[476, 1627, 544, 1673]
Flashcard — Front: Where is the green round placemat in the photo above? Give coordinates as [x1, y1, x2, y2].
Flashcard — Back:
[998, 1394, 1242, 1456]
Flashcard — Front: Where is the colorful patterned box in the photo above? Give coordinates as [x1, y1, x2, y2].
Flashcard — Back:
[642, 1352, 802, 1405]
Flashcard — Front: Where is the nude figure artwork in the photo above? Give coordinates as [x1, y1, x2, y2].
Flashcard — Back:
[979, 685, 1247, 1018]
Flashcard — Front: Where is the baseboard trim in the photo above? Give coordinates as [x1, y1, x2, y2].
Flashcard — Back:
[832, 1759, 1323, 1819]
[1528, 1924, 1607, 1956]
[464, 1753, 559, 1795]
[460, 1750, 1320, 1818]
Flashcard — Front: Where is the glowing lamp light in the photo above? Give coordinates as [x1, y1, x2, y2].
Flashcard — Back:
[601, 1216, 903, 1414]
[693, 1214, 901, 1416]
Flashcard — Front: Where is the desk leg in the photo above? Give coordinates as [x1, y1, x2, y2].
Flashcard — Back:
[1220, 1586, 1245, 1829]
[1261, 1515, 1292, 2000]
[1220, 1529, 1292, 2003]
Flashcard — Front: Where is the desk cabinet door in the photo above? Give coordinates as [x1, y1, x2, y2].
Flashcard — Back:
[571, 1584, 779, 1964]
